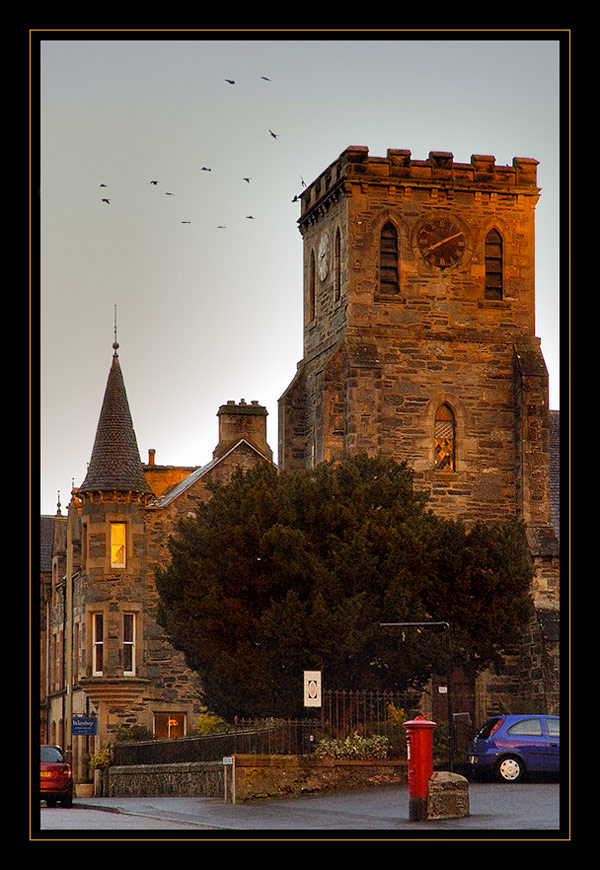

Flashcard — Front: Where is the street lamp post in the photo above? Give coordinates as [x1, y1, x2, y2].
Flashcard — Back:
[380, 621, 454, 771]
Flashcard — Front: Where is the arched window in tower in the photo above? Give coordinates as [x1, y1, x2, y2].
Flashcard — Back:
[485, 228, 503, 300]
[309, 250, 316, 321]
[434, 404, 456, 471]
[334, 228, 341, 302]
[379, 221, 399, 294]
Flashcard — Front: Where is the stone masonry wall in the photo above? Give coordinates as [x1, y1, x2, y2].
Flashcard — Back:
[108, 755, 408, 802]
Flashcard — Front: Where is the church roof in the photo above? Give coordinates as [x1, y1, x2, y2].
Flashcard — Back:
[79, 344, 153, 496]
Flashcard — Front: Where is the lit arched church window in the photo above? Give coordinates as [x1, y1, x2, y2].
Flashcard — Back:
[434, 404, 455, 471]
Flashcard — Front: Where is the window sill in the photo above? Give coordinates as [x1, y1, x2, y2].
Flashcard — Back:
[478, 299, 509, 309]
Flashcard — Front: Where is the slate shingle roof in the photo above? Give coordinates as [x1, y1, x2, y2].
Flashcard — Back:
[40, 516, 56, 572]
[79, 348, 153, 496]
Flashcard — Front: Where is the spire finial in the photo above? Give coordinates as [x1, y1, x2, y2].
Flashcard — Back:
[56, 490, 62, 516]
[113, 304, 119, 354]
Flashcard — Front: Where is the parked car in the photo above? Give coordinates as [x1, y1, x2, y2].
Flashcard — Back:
[40, 745, 73, 807]
[468, 714, 560, 783]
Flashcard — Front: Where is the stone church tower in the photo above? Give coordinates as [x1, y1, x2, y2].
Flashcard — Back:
[279, 146, 559, 704]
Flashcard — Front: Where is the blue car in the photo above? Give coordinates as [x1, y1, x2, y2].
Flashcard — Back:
[468, 714, 560, 783]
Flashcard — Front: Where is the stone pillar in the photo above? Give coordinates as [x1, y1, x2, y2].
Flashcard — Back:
[426, 771, 470, 819]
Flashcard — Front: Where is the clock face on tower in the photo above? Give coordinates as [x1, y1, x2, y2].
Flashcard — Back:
[417, 216, 466, 269]
[318, 232, 331, 281]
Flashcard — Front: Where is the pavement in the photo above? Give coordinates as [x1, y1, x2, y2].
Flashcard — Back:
[69, 781, 564, 836]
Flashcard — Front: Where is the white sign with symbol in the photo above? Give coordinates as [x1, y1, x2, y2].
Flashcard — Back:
[304, 670, 322, 707]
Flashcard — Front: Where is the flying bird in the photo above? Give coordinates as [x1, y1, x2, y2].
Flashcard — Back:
[165, 192, 175, 195]
[269, 129, 279, 139]
[101, 198, 110, 204]
[217, 225, 226, 229]
[242, 177, 251, 183]
[181, 221, 191, 224]
[99, 183, 107, 187]
[246, 215, 255, 219]
[150, 180, 158, 185]
[260, 76, 271, 81]
[225, 79, 235, 85]
[201, 167, 212, 172]
[300, 175, 306, 187]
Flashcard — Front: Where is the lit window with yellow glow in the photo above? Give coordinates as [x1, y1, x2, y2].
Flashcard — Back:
[110, 523, 126, 568]
[154, 712, 186, 739]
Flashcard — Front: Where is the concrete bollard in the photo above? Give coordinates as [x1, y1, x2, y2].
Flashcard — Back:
[426, 770, 470, 819]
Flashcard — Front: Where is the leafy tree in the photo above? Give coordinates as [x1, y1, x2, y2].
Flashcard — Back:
[156, 455, 534, 718]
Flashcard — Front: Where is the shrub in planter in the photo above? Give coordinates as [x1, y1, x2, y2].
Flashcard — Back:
[88, 741, 115, 771]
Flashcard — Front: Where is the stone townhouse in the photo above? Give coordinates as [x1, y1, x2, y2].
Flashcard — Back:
[40, 340, 273, 781]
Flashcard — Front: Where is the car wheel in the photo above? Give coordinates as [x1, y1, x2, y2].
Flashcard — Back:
[497, 755, 524, 783]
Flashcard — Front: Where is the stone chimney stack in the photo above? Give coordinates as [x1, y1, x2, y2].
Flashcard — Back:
[213, 399, 273, 462]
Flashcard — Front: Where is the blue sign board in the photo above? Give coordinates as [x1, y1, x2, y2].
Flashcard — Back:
[72, 716, 98, 736]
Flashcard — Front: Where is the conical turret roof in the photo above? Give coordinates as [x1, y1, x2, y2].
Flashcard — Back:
[79, 343, 153, 496]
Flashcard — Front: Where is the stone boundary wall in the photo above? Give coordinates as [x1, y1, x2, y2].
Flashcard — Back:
[108, 755, 407, 802]
[229, 755, 407, 803]
[108, 760, 224, 798]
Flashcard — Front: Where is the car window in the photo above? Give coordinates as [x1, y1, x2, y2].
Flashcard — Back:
[506, 718, 543, 736]
[40, 746, 64, 763]
[546, 718, 560, 737]
[476, 718, 504, 739]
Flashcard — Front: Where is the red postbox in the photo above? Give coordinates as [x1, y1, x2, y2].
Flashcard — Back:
[404, 715, 436, 821]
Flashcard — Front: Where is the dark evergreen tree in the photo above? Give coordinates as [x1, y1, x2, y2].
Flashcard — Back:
[156, 455, 534, 718]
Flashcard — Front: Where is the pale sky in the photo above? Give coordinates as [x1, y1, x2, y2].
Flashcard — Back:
[38, 32, 564, 516]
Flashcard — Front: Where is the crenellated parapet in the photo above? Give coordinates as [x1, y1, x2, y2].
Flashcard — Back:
[299, 146, 539, 230]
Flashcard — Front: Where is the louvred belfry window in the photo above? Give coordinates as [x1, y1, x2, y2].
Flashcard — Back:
[379, 221, 399, 294]
[434, 404, 455, 471]
[485, 228, 503, 300]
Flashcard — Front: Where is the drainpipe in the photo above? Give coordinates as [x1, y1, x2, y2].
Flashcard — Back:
[64, 508, 74, 765]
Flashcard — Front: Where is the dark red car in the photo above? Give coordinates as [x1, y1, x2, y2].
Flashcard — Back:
[40, 745, 73, 807]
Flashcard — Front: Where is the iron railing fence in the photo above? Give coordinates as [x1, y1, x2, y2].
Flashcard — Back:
[113, 689, 421, 766]
[112, 688, 560, 767]
[112, 721, 305, 767]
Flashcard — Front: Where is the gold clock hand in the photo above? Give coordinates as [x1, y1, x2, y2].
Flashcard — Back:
[426, 231, 464, 253]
